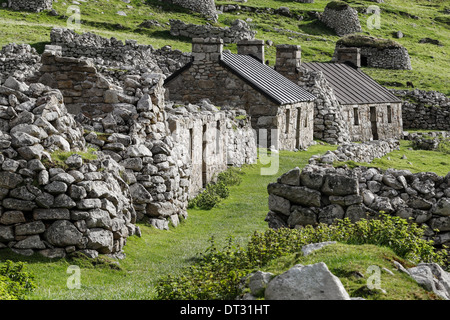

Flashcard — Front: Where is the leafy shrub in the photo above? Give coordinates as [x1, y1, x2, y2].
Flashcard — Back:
[189, 167, 243, 210]
[193, 184, 223, 210]
[437, 138, 450, 154]
[0, 260, 36, 300]
[156, 215, 448, 300]
[217, 167, 243, 186]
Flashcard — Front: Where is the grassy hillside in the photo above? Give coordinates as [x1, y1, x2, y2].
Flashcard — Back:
[0, 0, 449, 94]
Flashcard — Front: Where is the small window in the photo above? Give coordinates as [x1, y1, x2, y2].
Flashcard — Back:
[387, 105, 392, 123]
[353, 108, 359, 126]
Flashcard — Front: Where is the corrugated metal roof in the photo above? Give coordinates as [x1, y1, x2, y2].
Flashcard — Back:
[221, 52, 316, 105]
[302, 62, 402, 105]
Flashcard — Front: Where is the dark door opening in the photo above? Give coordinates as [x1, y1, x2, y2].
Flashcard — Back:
[370, 107, 379, 140]
[202, 124, 207, 187]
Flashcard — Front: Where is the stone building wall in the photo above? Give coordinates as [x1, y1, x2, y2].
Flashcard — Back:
[341, 102, 403, 142]
[166, 101, 256, 196]
[0, 78, 138, 259]
[169, 19, 256, 44]
[162, 0, 218, 21]
[8, 0, 52, 12]
[164, 38, 314, 151]
[266, 163, 450, 251]
[296, 66, 351, 145]
[35, 45, 117, 116]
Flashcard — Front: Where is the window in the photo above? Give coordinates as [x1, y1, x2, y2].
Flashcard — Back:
[387, 105, 392, 123]
[353, 108, 359, 126]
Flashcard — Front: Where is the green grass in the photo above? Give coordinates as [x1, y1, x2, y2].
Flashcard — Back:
[335, 140, 450, 176]
[0, 0, 449, 93]
[263, 243, 440, 300]
[0, 144, 337, 299]
[0, 142, 448, 300]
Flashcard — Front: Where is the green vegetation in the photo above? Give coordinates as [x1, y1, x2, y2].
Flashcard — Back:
[188, 167, 244, 210]
[0, 260, 37, 300]
[156, 215, 447, 300]
[0, 0, 448, 93]
[335, 140, 450, 176]
[337, 34, 403, 49]
[44, 147, 98, 169]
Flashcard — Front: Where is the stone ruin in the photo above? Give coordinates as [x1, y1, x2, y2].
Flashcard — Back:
[7, 0, 52, 12]
[0, 42, 256, 258]
[320, 1, 362, 37]
[334, 35, 412, 70]
[169, 19, 256, 44]
[161, 0, 218, 22]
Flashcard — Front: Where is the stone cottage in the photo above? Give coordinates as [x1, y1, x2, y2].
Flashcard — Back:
[302, 48, 403, 141]
[164, 38, 317, 151]
[274, 45, 403, 142]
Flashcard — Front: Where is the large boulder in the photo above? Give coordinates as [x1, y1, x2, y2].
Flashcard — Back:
[408, 263, 450, 300]
[264, 262, 351, 300]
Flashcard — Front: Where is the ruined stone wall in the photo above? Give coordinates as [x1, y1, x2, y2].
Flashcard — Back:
[162, 0, 218, 21]
[392, 89, 450, 131]
[341, 102, 403, 142]
[50, 28, 192, 80]
[296, 66, 351, 145]
[169, 19, 256, 43]
[0, 44, 41, 83]
[164, 40, 313, 151]
[8, 0, 52, 12]
[266, 163, 450, 250]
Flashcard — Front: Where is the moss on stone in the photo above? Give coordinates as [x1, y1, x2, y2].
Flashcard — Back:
[325, 1, 350, 11]
[337, 34, 403, 50]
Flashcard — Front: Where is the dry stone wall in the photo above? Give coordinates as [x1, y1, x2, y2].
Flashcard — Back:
[320, 2, 362, 36]
[266, 163, 450, 252]
[0, 77, 138, 259]
[392, 89, 450, 131]
[8, 0, 52, 12]
[169, 19, 256, 43]
[334, 44, 412, 70]
[0, 44, 41, 83]
[161, 0, 218, 21]
[296, 66, 351, 145]
[50, 28, 192, 81]
[308, 139, 400, 164]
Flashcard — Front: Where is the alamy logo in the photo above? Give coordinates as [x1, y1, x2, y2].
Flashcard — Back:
[67, 265, 81, 289]
[367, 6, 381, 30]
[67, 5, 81, 30]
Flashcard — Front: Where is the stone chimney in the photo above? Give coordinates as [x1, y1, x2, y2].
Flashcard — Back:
[336, 47, 361, 69]
[275, 44, 301, 82]
[192, 38, 223, 64]
[237, 39, 265, 63]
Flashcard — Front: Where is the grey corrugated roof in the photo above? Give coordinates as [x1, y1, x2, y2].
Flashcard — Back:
[302, 62, 402, 105]
[221, 52, 316, 105]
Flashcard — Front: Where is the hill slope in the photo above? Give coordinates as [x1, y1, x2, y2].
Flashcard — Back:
[0, 0, 449, 94]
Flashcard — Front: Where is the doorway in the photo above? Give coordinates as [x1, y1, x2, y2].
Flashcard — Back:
[370, 107, 379, 140]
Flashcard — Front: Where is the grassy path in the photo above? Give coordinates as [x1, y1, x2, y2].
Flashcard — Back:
[0, 145, 335, 299]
